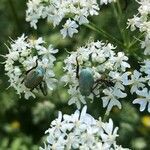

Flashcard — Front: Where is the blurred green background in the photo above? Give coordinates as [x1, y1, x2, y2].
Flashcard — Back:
[0, 0, 150, 149]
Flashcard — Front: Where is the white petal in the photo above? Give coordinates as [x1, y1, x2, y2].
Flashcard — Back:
[133, 98, 147, 111]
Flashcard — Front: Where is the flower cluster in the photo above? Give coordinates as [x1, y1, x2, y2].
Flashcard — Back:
[26, 0, 116, 38]
[127, 0, 150, 113]
[4, 34, 58, 99]
[61, 40, 130, 114]
[40, 106, 129, 150]
[128, 60, 150, 112]
[127, 0, 150, 55]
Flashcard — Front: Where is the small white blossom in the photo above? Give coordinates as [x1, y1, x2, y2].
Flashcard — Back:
[4, 34, 58, 99]
[68, 85, 86, 109]
[11, 34, 29, 51]
[101, 119, 118, 145]
[109, 52, 130, 72]
[40, 106, 129, 150]
[133, 88, 150, 112]
[60, 19, 78, 38]
[102, 87, 125, 114]
[128, 70, 146, 94]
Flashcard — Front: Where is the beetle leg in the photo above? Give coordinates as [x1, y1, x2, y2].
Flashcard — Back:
[40, 81, 47, 96]
[89, 53, 92, 63]
[91, 91, 100, 97]
[92, 83, 99, 91]
[92, 79, 102, 91]
[76, 57, 79, 79]
[92, 78, 109, 92]
[91, 78, 114, 98]
[21, 78, 25, 84]
[30, 87, 35, 92]
[76, 85, 79, 90]
[104, 80, 114, 87]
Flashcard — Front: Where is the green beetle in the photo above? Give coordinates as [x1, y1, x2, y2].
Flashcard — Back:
[21, 59, 47, 96]
[75, 57, 114, 97]
[78, 68, 94, 96]
[76, 57, 94, 96]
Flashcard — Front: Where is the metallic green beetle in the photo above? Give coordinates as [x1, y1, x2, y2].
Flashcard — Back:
[21, 59, 47, 96]
[76, 57, 94, 96]
[78, 68, 94, 96]
[75, 57, 114, 97]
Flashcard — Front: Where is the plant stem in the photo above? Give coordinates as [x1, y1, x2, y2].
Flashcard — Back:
[111, 2, 126, 46]
[8, 0, 21, 33]
[128, 32, 145, 48]
[84, 22, 123, 48]
[116, 0, 122, 15]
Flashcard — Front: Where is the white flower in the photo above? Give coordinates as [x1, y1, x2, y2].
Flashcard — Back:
[62, 40, 130, 114]
[5, 50, 19, 61]
[127, 0, 150, 55]
[4, 34, 58, 99]
[29, 37, 45, 50]
[22, 55, 38, 70]
[11, 34, 29, 51]
[82, 0, 100, 16]
[40, 106, 129, 150]
[68, 85, 86, 109]
[128, 60, 150, 112]
[26, 0, 100, 37]
[101, 119, 118, 146]
[74, 8, 89, 25]
[128, 70, 146, 94]
[133, 88, 150, 112]
[102, 87, 125, 114]
[109, 71, 131, 86]
[60, 19, 78, 38]
[141, 34, 150, 55]
[46, 4, 65, 27]
[26, 0, 44, 29]
[140, 59, 150, 75]
[109, 52, 130, 72]
[127, 15, 142, 31]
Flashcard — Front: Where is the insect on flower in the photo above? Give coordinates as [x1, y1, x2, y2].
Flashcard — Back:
[75, 57, 114, 97]
[21, 59, 47, 96]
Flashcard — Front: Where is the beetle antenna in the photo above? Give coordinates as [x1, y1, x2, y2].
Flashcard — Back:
[25, 59, 39, 74]
[76, 57, 79, 79]
[35, 59, 38, 68]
